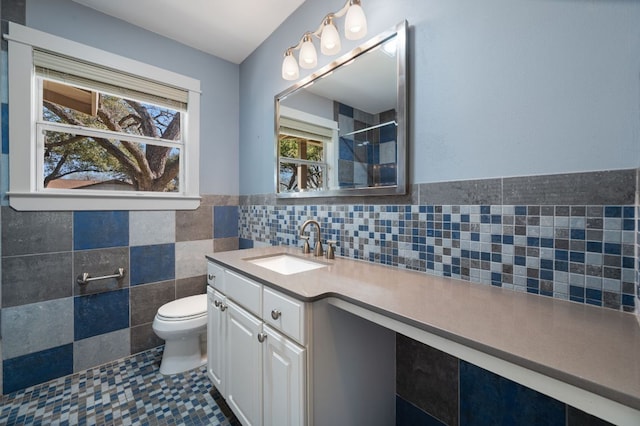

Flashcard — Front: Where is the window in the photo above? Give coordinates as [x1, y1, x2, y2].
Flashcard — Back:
[278, 107, 337, 194]
[7, 23, 201, 210]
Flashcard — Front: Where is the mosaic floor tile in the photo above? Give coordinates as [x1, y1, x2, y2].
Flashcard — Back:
[0, 347, 240, 426]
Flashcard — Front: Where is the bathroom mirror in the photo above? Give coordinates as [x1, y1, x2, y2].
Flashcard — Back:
[275, 20, 407, 198]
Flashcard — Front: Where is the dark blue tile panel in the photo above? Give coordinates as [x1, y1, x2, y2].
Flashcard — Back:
[130, 243, 175, 285]
[396, 395, 446, 426]
[380, 122, 396, 143]
[2, 103, 8, 154]
[339, 137, 354, 161]
[74, 289, 130, 340]
[3, 344, 73, 394]
[338, 102, 353, 117]
[460, 360, 565, 426]
[73, 211, 129, 250]
[214, 206, 239, 238]
[379, 164, 397, 185]
[239, 238, 254, 249]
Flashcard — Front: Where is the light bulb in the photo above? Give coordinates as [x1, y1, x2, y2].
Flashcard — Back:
[321, 17, 341, 56]
[345, 1, 367, 40]
[299, 34, 318, 69]
[282, 51, 299, 80]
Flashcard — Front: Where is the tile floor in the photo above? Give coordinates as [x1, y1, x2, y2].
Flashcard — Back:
[0, 347, 240, 425]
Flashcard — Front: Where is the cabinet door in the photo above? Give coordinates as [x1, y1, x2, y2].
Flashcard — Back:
[263, 325, 306, 426]
[226, 300, 263, 426]
[207, 287, 226, 395]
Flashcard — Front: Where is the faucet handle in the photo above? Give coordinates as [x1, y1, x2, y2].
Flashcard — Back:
[326, 240, 337, 259]
[300, 236, 311, 254]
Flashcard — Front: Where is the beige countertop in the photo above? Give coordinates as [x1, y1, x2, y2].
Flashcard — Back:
[206, 246, 640, 411]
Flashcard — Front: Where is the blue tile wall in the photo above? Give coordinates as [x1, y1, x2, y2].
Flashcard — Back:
[460, 360, 566, 425]
[2, 103, 8, 154]
[240, 203, 636, 312]
[130, 243, 175, 285]
[396, 396, 446, 426]
[73, 211, 129, 250]
[339, 137, 354, 161]
[214, 205, 239, 239]
[239, 238, 254, 249]
[2, 344, 73, 394]
[74, 289, 130, 340]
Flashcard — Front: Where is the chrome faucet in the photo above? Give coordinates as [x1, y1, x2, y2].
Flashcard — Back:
[300, 219, 323, 257]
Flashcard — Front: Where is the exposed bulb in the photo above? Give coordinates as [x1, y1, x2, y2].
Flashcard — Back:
[282, 51, 299, 80]
[299, 34, 318, 69]
[345, 1, 367, 40]
[321, 17, 341, 56]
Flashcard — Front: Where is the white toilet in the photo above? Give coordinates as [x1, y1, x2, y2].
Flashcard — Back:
[152, 294, 208, 375]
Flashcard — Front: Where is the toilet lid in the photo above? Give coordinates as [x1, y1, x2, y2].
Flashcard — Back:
[157, 294, 207, 320]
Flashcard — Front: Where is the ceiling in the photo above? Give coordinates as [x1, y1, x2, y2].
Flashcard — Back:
[71, 0, 306, 64]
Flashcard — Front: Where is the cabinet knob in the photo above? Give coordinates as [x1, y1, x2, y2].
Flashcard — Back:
[208, 273, 215, 280]
[220, 304, 227, 312]
[258, 332, 267, 343]
[214, 300, 221, 308]
[271, 309, 282, 320]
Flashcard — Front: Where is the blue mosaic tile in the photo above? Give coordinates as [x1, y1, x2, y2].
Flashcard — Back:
[130, 243, 175, 285]
[3, 344, 73, 394]
[0, 347, 239, 425]
[73, 211, 129, 250]
[74, 289, 129, 340]
[214, 205, 239, 238]
[460, 360, 565, 426]
[604, 206, 622, 217]
[239, 202, 636, 312]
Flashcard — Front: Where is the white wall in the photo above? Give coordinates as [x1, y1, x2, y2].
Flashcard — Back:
[26, 0, 240, 196]
[239, 0, 640, 195]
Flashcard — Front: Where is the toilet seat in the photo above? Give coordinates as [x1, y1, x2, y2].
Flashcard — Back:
[157, 294, 207, 321]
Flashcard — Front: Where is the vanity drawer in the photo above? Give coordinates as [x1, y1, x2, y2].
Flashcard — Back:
[224, 270, 262, 316]
[207, 262, 226, 292]
[263, 287, 305, 344]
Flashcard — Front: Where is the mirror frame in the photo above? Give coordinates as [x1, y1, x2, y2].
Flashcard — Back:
[274, 20, 408, 198]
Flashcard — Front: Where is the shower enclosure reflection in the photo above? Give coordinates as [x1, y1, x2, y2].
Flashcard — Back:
[275, 20, 407, 198]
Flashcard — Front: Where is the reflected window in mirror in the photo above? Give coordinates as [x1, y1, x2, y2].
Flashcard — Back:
[278, 107, 338, 193]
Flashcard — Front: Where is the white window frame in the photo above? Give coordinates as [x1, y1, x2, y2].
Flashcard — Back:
[6, 22, 201, 211]
[278, 106, 338, 193]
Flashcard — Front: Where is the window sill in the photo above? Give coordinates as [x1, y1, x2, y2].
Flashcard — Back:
[8, 191, 201, 211]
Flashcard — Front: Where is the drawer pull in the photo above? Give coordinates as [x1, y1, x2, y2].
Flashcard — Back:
[271, 309, 282, 320]
[208, 273, 215, 280]
[258, 332, 267, 343]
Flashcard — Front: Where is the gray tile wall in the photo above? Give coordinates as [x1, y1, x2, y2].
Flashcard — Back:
[0, 195, 239, 394]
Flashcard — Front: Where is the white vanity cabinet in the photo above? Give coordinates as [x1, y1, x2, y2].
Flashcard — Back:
[207, 262, 307, 426]
[207, 287, 226, 395]
[225, 299, 264, 426]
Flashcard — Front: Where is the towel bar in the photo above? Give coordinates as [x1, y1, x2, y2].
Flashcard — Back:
[77, 268, 126, 285]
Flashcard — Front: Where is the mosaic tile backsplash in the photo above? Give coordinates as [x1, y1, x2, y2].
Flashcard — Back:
[240, 171, 639, 313]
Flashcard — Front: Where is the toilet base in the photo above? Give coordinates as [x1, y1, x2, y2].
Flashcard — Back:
[159, 334, 206, 375]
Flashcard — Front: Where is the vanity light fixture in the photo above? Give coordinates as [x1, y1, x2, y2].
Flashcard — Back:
[281, 0, 368, 80]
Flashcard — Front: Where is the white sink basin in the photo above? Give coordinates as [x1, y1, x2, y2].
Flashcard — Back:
[247, 254, 327, 275]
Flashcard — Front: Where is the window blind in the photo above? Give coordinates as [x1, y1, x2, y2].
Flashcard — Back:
[279, 116, 334, 141]
[34, 49, 188, 111]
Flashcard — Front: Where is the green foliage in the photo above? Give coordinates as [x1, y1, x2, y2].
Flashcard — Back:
[42, 81, 181, 191]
